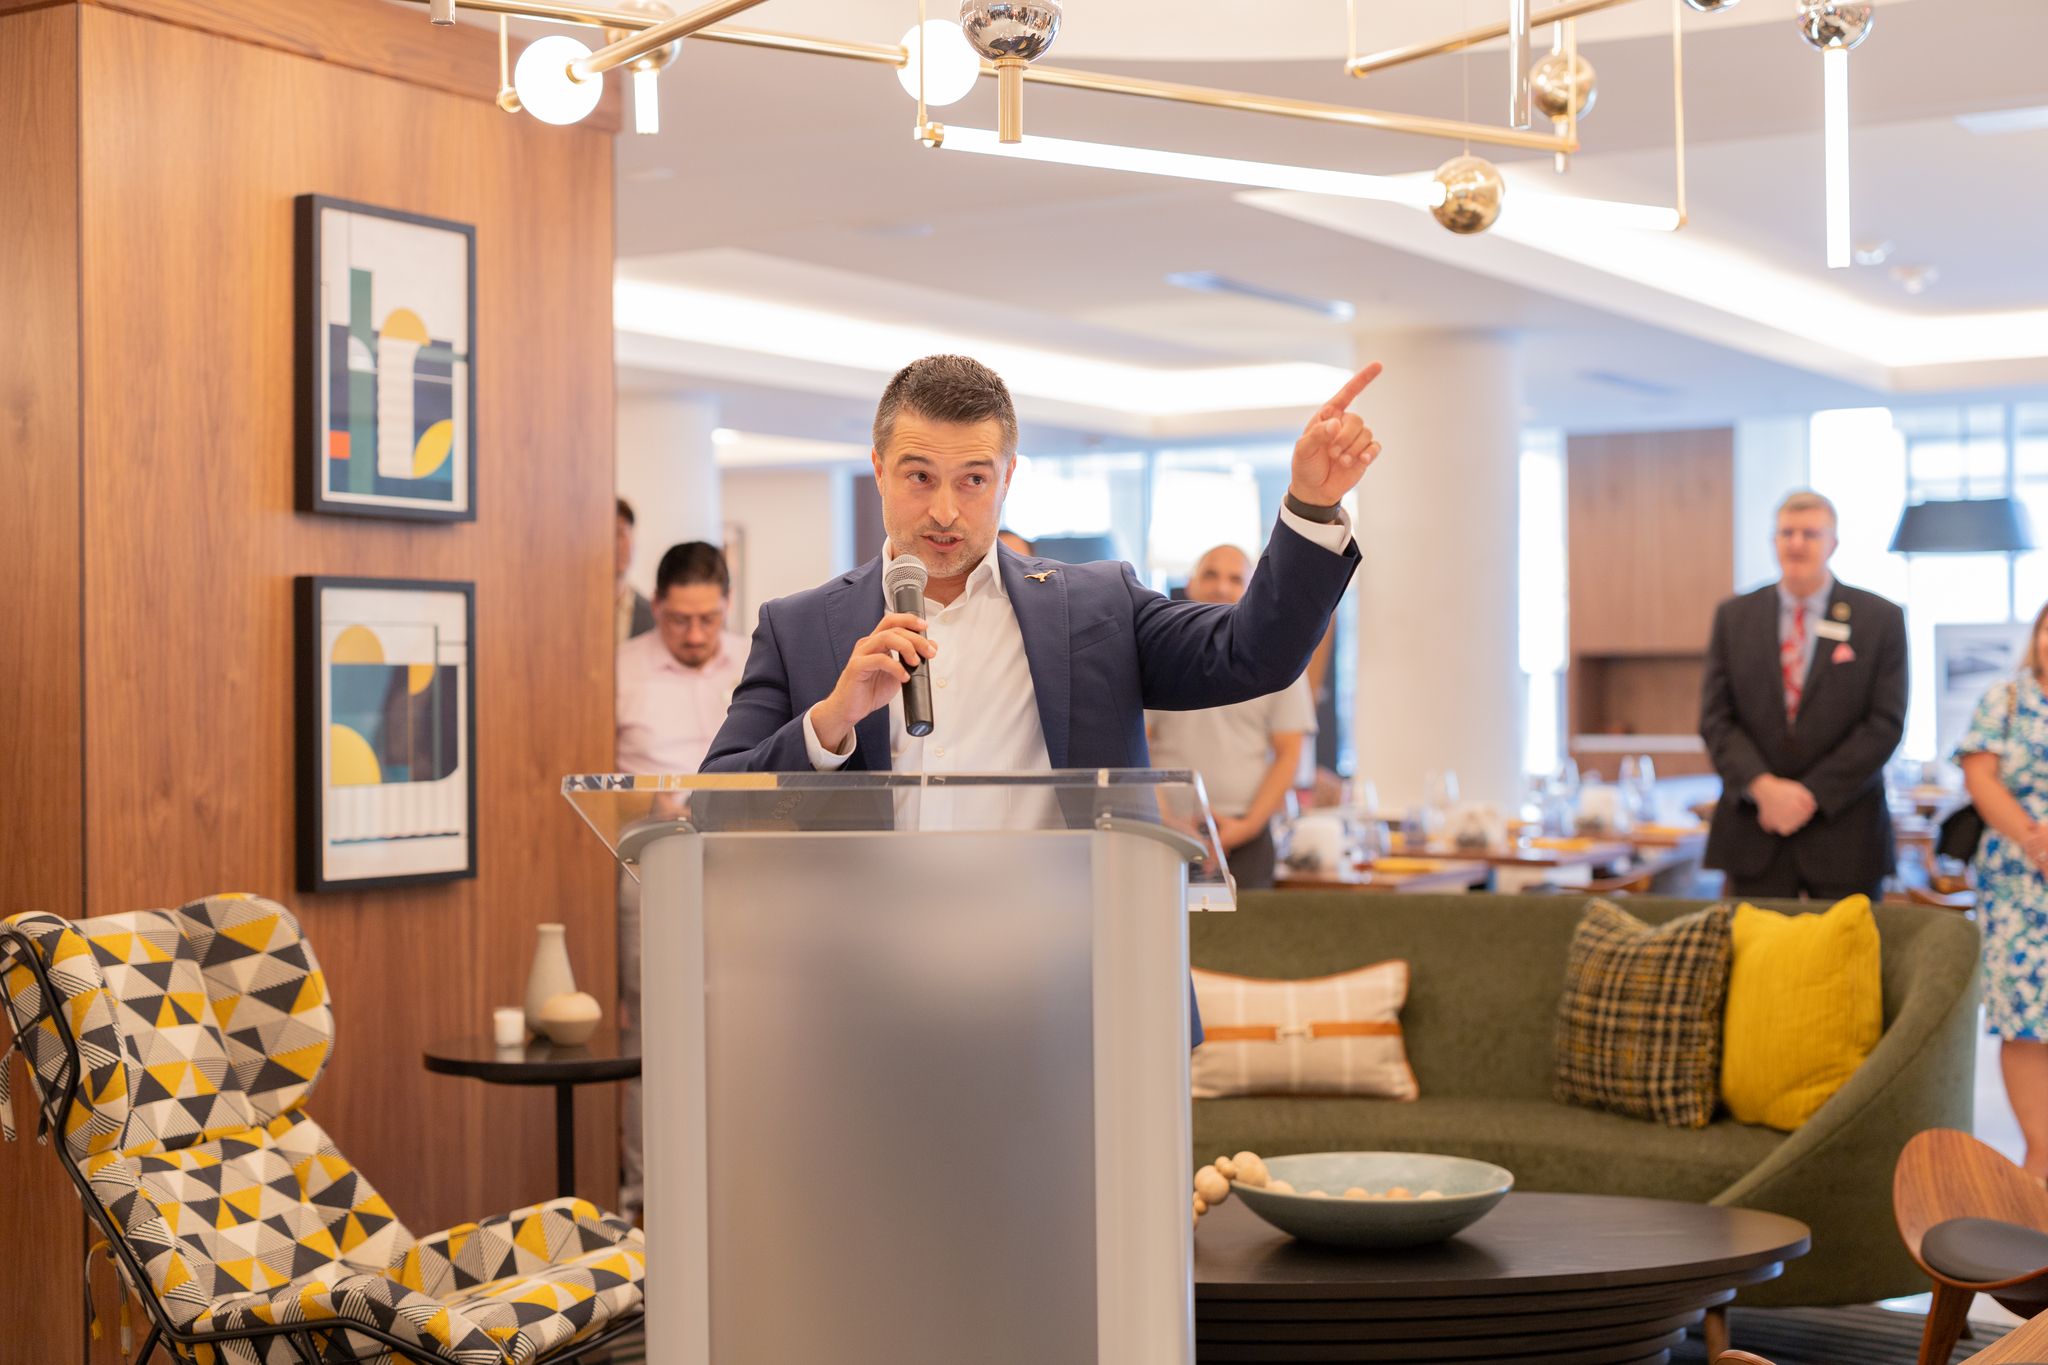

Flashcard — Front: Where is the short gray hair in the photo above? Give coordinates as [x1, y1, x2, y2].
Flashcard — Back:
[1776, 489, 1838, 528]
[872, 355, 1019, 457]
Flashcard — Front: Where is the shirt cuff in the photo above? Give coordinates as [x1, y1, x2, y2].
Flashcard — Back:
[1278, 502, 1354, 554]
[802, 705, 857, 771]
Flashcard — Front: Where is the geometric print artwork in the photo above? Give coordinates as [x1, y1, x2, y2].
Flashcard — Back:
[297, 195, 474, 523]
[0, 894, 644, 1365]
[298, 578, 476, 892]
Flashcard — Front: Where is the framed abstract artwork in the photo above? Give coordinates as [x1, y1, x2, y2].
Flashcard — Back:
[296, 195, 476, 521]
[296, 577, 477, 891]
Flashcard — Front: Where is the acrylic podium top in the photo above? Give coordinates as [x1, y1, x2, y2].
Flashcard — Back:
[562, 770, 1234, 910]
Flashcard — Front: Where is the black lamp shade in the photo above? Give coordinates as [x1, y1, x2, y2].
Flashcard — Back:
[1889, 497, 2036, 554]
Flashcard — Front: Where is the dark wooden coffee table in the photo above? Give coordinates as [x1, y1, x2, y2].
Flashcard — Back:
[1195, 1191, 1809, 1364]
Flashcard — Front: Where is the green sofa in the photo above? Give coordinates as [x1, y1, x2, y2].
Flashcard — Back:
[1190, 892, 1981, 1307]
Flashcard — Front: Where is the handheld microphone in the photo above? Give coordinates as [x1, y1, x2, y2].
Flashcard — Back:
[882, 555, 935, 738]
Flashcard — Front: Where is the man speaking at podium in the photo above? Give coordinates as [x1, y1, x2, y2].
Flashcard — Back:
[701, 353, 1381, 782]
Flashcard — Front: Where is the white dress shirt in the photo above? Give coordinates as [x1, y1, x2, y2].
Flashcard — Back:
[799, 509, 1353, 798]
[616, 627, 749, 775]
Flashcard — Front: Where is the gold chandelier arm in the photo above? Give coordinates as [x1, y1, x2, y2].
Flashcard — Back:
[570, 0, 769, 78]
[1348, 0, 1637, 76]
[1019, 63, 1576, 154]
[1671, 0, 1689, 226]
[694, 28, 905, 63]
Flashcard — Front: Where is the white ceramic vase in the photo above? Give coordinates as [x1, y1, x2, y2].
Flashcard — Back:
[524, 923, 577, 1034]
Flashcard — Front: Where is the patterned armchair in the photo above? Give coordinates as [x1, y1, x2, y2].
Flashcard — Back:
[0, 893, 644, 1364]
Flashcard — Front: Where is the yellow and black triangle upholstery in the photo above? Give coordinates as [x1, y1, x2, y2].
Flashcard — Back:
[0, 893, 644, 1364]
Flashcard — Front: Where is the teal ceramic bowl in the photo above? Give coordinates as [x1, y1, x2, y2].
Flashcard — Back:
[1231, 1152, 1513, 1250]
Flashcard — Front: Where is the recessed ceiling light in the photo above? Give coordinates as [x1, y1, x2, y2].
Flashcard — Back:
[1851, 239, 1892, 266]
[1956, 105, 2048, 135]
[1889, 264, 1939, 295]
[1163, 271, 1356, 322]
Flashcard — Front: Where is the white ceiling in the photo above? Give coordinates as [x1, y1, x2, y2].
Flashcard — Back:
[575, 0, 2048, 443]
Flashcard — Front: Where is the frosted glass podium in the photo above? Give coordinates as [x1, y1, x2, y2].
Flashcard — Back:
[564, 770, 1233, 1365]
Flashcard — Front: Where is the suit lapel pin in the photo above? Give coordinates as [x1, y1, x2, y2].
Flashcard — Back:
[1026, 570, 1056, 582]
[1831, 601, 1850, 622]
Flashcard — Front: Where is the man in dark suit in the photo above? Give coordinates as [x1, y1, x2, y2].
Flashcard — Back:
[1699, 490, 1908, 899]
[701, 353, 1378, 779]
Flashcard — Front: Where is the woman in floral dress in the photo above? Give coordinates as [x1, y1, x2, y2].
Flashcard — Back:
[1959, 600, 2048, 1179]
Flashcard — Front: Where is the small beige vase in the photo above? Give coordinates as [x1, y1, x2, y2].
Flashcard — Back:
[524, 923, 577, 1034]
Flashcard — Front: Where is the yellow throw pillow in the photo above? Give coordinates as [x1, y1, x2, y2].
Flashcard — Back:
[1720, 895, 1882, 1130]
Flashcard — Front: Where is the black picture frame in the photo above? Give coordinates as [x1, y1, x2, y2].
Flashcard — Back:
[295, 575, 478, 892]
[295, 194, 478, 523]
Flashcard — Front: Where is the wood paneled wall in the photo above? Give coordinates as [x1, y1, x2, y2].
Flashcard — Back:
[1566, 428, 1736, 779]
[1567, 428, 1736, 656]
[2, 4, 619, 1358]
[0, 7, 88, 1359]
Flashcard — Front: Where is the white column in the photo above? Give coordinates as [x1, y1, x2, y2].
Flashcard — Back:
[1734, 416, 1810, 592]
[1350, 330, 1526, 811]
[618, 392, 723, 598]
[720, 468, 853, 630]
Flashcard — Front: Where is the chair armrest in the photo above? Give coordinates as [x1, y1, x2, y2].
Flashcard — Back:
[1894, 1128, 2048, 1262]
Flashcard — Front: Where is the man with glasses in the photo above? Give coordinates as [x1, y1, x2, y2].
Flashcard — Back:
[614, 538, 744, 1220]
[1699, 490, 1908, 899]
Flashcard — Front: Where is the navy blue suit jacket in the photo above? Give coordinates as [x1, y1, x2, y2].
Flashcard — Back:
[702, 514, 1361, 774]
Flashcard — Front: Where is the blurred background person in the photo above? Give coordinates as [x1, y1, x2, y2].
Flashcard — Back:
[1957, 600, 2048, 1180]
[614, 539, 744, 1221]
[1699, 490, 1907, 900]
[615, 497, 655, 644]
[997, 528, 1033, 556]
[1146, 543, 1316, 889]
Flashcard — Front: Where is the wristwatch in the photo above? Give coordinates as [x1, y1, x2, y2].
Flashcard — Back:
[1283, 492, 1343, 524]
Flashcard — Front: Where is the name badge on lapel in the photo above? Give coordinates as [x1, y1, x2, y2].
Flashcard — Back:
[1814, 620, 1850, 642]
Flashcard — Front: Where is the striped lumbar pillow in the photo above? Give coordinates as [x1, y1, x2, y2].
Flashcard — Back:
[1191, 961, 1419, 1100]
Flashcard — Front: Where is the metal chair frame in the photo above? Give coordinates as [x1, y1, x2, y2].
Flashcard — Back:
[0, 925, 643, 1365]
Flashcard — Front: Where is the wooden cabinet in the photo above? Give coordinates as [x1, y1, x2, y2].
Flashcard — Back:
[1566, 429, 1734, 778]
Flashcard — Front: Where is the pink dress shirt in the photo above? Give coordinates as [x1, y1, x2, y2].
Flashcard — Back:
[616, 627, 748, 775]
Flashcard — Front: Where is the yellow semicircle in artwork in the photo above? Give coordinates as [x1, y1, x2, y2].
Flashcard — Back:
[331, 625, 385, 664]
[407, 663, 436, 695]
[381, 308, 430, 345]
[412, 420, 454, 478]
[329, 725, 383, 787]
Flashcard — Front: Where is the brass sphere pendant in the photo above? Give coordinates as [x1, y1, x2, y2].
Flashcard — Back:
[1530, 51, 1596, 122]
[1432, 155, 1506, 235]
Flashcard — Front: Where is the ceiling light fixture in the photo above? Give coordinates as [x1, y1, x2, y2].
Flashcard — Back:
[936, 126, 1682, 234]
[1796, 1, 1873, 269]
[1889, 263, 1938, 295]
[895, 19, 981, 107]
[605, 0, 683, 135]
[1956, 105, 2048, 136]
[514, 34, 606, 125]
[409, 0, 1729, 240]
[613, 278, 1354, 416]
[931, 125, 1447, 209]
[1163, 272, 1358, 323]
[960, 2, 1064, 144]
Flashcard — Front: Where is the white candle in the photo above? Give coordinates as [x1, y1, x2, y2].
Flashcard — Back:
[493, 1005, 526, 1048]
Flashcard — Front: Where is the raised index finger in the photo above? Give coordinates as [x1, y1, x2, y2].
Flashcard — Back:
[1318, 361, 1383, 419]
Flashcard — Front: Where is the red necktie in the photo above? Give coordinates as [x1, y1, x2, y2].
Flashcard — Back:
[1782, 603, 1807, 724]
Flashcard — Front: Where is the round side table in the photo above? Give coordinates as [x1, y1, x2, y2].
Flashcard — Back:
[424, 1032, 641, 1200]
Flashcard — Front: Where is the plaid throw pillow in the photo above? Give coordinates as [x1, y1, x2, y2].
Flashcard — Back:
[1553, 899, 1733, 1128]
